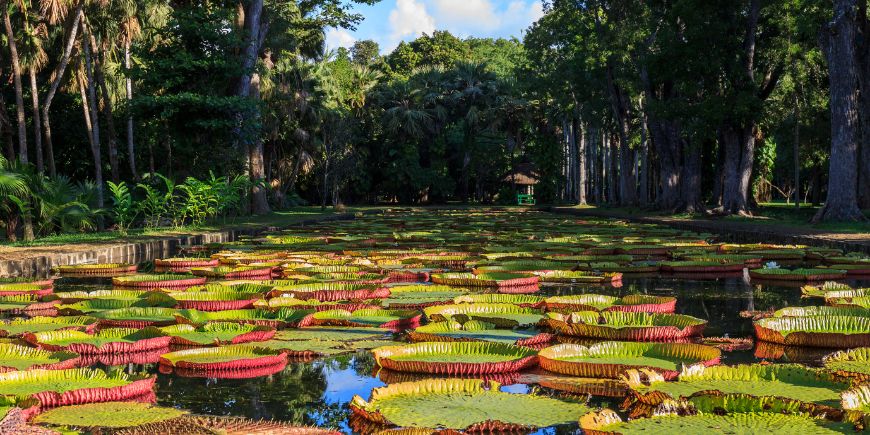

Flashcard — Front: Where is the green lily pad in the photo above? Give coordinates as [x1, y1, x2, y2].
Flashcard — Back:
[33, 401, 186, 428]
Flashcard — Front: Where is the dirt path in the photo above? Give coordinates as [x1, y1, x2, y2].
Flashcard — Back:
[550, 207, 870, 254]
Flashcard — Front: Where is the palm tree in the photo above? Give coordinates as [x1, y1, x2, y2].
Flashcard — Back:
[2, 1, 29, 162]
[18, 2, 48, 173]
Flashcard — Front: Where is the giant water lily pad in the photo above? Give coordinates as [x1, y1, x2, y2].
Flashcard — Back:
[823, 347, 870, 382]
[159, 345, 288, 377]
[159, 322, 275, 346]
[32, 401, 186, 428]
[299, 309, 421, 330]
[431, 272, 539, 288]
[91, 307, 178, 328]
[373, 341, 538, 375]
[167, 290, 263, 311]
[544, 294, 676, 313]
[273, 326, 389, 342]
[580, 403, 855, 434]
[175, 308, 313, 328]
[24, 328, 171, 354]
[755, 315, 870, 347]
[112, 415, 340, 435]
[539, 341, 720, 379]
[0, 316, 97, 337]
[0, 343, 80, 371]
[624, 364, 849, 408]
[548, 311, 706, 341]
[351, 379, 588, 430]
[112, 273, 206, 288]
[424, 303, 545, 327]
[383, 285, 468, 308]
[409, 320, 551, 346]
[0, 368, 155, 406]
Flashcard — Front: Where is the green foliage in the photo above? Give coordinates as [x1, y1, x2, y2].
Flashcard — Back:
[107, 181, 136, 235]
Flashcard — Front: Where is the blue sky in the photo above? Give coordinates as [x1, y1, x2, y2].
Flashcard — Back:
[325, 0, 545, 54]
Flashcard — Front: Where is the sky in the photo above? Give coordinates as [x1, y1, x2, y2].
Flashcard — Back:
[324, 0, 545, 54]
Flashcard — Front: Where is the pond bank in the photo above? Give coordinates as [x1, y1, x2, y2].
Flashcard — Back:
[549, 206, 870, 255]
[0, 212, 363, 278]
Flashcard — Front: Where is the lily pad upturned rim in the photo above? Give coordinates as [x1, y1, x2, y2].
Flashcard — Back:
[538, 341, 720, 380]
[547, 311, 707, 341]
[0, 368, 155, 407]
[23, 327, 172, 355]
[0, 343, 81, 372]
[350, 378, 588, 431]
[754, 315, 870, 347]
[158, 344, 288, 371]
[373, 341, 538, 375]
[32, 401, 187, 428]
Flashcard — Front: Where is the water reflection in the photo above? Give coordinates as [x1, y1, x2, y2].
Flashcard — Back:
[38, 274, 869, 433]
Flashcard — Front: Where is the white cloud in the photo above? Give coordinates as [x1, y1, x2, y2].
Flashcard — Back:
[389, 0, 436, 40]
[429, 0, 500, 32]
[325, 28, 357, 50]
[427, 0, 544, 39]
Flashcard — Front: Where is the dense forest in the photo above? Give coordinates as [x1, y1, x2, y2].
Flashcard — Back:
[1, 0, 868, 241]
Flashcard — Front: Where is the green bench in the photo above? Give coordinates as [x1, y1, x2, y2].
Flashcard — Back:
[517, 194, 536, 205]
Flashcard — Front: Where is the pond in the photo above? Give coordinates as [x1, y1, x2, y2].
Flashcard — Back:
[2, 210, 869, 433]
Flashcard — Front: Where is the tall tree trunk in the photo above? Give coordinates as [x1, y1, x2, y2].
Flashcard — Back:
[3, 3, 28, 163]
[124, 40, 138, 179]
[638, 112, 649, 206]
[42, 5, 84, 178]
[83, 30, 104, 210]
[856, 0, 869, 209]
[88, 31, 120, 182]
[793, 93, 801, 208]
[814, 0, 866, 221]
[619, 140, 637, 206]
[719, 125, 755, 215]
[679, 142, 704, 213]
[248, 73, 269, 214]
[29, 69, 44, 173]
[577, 118, 587, 205]
[649, 118, 682, 211]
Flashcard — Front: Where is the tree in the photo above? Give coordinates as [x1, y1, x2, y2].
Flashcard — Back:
[351, 39, 379, 65]
[813, 0, 866, 221]
[3, 1, 29, 162]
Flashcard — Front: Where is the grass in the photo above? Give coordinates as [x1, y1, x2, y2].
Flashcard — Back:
[1, 206, 378, 248]
[569, 202, 869, 234]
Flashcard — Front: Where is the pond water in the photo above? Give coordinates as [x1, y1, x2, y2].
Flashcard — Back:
[47, 273, 869, 434]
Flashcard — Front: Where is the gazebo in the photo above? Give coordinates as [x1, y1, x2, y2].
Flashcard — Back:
[503, 162, 539, 204]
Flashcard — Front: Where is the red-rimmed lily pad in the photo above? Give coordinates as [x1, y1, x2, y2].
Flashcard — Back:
[112, 274, 206, 289]
[271, 282, 389, 302]
[298, 309, 421, 330]
[424, 303, 545, 328]
[54, 263, 138, 275]
[350, 379, 589, 431]
[158, 345, 288, 378]
[0, 368, 155, 407]
[24, 327, 171, 354]
[166, 290, 263, 311]
[175, 308, 313, 328]
[622, 363, 849, 408]
[0, 283, 53, 298]
[538, 341, 720, 380]
[373, 341, 538, 375]
[0, 343, 80, 372]
[431, 272, 540, 288]
[159, 322, 275, 346]
[548, 311, 707, 341]
[754, 315, 870, 347]
[91, 307, 178, 328]
[0, 316, 98, 337]
[408, 320, 553, 347]
[823, 347, 870, 382]
[544, 294, 676, 313]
